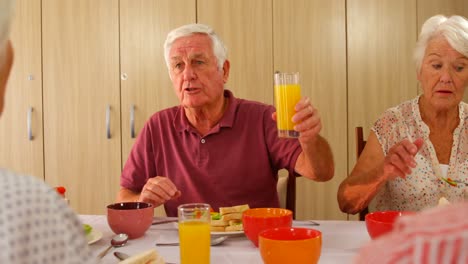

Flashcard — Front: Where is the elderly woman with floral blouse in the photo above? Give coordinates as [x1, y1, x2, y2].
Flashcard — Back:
[338, 15, 468, 215]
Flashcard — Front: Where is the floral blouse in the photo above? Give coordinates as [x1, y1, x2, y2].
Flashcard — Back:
[370, 96, 468, 212]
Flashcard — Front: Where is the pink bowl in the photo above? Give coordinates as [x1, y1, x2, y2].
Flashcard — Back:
[107, 202, 154, 239]
[365, 210, 413, 239]
[242, 208, 293, 247]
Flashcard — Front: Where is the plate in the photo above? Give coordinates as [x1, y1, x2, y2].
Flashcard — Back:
[211, 230, 244, 236]
[86, 229, 103, 245]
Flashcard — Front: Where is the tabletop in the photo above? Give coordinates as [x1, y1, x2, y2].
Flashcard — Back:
[80, 215, 371, 264]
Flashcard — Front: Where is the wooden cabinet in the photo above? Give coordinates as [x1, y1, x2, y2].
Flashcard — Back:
[42, 0, 122, 214]
[120, 0, 196, 216]
[273, 0, 347, 220]
[120, 0, 196, 167]
[0, 0, 43, 180]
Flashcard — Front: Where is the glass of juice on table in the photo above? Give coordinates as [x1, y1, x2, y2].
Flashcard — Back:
[274, 72, 301, 138]
[178, 203, 211, 264]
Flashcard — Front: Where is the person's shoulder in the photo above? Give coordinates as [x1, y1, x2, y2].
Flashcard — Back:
[148, 106, 180, 121]
[235, 97, 274, 113]
[375, 97, 416, 125]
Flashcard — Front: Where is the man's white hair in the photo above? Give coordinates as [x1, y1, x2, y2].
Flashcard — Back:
[163, 23, 227, 71]
[0, 0, 15, 65]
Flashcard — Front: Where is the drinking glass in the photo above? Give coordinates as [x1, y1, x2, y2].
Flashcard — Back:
[274, 72, 301, 138]
[178, 203, 211, 264]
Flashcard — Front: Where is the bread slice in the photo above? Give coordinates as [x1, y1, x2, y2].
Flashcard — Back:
[219, 204, 250, 215]
[210, 219, 228, 227]
[210, 226, 225, 232]
[225, 224, 243, 232]
[221, 212, 243, 221]
[119, 249, 164, 264]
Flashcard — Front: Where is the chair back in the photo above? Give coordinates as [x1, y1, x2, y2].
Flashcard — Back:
[356, 127, 369, 221]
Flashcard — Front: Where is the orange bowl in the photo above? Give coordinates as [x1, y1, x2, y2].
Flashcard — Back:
[107, 202, 154, 239]
[365, 211, 413, 239]
[242, 208, 293, 247]
[259, 227, 321, 264]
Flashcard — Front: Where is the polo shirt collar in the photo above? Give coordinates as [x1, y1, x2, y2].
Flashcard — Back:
[173, 89, 238, 133]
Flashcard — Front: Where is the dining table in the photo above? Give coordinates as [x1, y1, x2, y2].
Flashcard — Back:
[80, 215, 371, 264]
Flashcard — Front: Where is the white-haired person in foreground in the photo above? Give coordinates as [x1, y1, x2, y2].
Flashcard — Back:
[351, 14, 468, 263]
[0, 1, 94, 263]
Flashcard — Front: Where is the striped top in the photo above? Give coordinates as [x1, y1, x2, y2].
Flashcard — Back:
[355, 201, 468, 264]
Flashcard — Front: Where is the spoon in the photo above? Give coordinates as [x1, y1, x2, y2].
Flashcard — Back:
[156, 236, 228, 246]
[97, 233, 129, 259]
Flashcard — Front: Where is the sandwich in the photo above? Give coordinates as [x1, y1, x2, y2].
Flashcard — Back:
[119, 249, 165, 264]
[210, 204, 249, 232]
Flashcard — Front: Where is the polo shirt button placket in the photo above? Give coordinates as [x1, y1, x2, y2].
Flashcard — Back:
[201, 138, 206, 144]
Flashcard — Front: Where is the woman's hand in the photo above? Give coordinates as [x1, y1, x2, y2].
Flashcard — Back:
[383, 138, 424, 180]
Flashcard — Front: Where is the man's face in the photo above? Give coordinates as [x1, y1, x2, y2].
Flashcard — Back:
[167, 34, 229, 110]
[0, 41, 14, 115]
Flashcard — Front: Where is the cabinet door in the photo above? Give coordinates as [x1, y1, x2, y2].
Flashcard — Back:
[120, 0, 196, 217]
[0, 0, 43, 179]
[197, 0, 274, 104]
[417, 0, 468, 102]
[347, 0, 417, 219]
[120, 0, 196, 167]
[273, 0, 347, 220]
[42, 0, 121, 214]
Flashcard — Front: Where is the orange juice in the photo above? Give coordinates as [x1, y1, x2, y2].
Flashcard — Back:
[274, 83, 301, 137]
[179, 220, 210, 264]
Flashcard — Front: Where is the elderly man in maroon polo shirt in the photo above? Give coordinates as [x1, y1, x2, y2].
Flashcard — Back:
[117, 23, 335, 217]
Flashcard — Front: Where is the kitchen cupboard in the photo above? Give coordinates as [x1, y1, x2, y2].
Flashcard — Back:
[42, 0, 122, 214]
[0, 0, 43, 180]
[1, 0, 467, 218]
[120, 0, 196, 216]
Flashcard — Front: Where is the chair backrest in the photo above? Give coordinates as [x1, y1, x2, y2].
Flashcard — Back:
[355, 127, 369, 221]
[277, 171, 298, 219]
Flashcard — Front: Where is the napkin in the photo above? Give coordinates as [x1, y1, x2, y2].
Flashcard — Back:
[119, 249, 165, 264]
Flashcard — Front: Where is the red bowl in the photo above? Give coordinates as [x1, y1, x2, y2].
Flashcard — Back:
[259, 227, 322, 264]
[242, 208, 293, 247]
[365, 211, 413, 239]
[107, 202, 154, 239]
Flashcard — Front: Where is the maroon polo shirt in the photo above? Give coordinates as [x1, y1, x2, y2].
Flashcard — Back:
[121, 90, 302, 216]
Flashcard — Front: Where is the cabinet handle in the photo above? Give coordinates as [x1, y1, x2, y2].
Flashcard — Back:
[106, 105, 111, 139]
[27, 107, 33, 141]
[130, 104, 135, 138]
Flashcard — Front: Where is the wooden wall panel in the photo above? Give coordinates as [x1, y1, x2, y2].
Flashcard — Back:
[417, 0, 468, 102]
[197, 0, 274, 104]
[347, 0, 418, 181]
[120, 0, 196, 217]
[0, 0, 43, 179]
[42, 0, 121, 214]
[274, 0, 347, 220]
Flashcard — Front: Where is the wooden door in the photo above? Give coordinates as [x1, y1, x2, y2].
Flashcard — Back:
[273, 0, 347, 220]
[42, 0, 121, 214]
[417, 0, 468, 103]
[120, 0, 196, 216]
[0, 0, 44, 179]
[197, 0, 274, 104]
[347, 0, 418, 219]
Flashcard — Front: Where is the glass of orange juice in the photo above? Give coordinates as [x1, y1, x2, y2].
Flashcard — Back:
[274, 72, 301, 138]
[178, 203, 211, 264]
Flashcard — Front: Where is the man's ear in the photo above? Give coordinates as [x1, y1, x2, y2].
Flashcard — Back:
[222, 59, 230, 83]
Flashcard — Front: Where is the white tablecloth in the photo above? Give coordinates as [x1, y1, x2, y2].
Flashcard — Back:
[80, 215, 370, 264]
